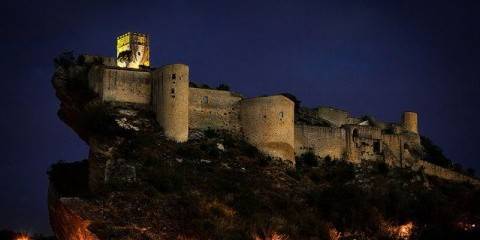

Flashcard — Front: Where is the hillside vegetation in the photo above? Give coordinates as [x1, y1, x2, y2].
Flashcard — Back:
[49, 53, 480, 240]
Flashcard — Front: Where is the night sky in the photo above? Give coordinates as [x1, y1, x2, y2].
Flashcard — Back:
[1, 0, 480, 234]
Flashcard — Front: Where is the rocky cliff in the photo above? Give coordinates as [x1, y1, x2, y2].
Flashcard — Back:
[49, 55, 480, 240]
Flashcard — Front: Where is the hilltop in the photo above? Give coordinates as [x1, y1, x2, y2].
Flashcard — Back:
[47, 52, 480, 240]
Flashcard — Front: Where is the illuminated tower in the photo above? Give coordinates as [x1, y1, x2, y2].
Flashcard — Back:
[116, 32, 150, 69]
[402, 111, 418, 134]
[152, 64, 190, 142]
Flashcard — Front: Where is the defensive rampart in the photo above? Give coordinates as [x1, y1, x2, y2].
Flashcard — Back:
[294, 125, 346, 159]
[417, 160, 480, 185]
[88, 66, 151, 104]
[240, 95, 295, 162]
[189, 88, 242, 132]
[152, 64, 189, 142]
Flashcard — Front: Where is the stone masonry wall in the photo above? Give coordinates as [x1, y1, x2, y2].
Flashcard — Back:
[88, 66, 104, 96]
[417, 160, 480, 185]
[352, 125, 382, 140]
[343, 125, 383, 163]
[402, 111, 418, 134]
[85, 63, 479, 184]
[240, 95, 295, 162]
[189, 88, 243, 133]
[88, 66, 151, 104]
[381, 134, 402, 163]
[294, 124, 346, 159]
[152, 64, 190, 142]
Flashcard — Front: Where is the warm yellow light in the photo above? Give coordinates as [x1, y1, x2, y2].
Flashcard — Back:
[386, 221, 414, 239]
[116, 32, 150, 69]
[397, 222, 414, 239]
[16, 235, 29, 240]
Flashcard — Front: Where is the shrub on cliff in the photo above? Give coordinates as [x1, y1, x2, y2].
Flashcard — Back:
[142, 159, 185, 193]
[54, 51, 75, 69]
[54, 52, 94, 103]
[421, 136, 452, 168]
[297, 151, 319, 167]
[204, 128, 219, 138]
[201, 84, 211, 89]
[216, 83, 230, 91]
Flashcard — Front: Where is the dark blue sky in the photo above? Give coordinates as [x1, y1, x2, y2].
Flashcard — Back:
[1, 0, 479, 234]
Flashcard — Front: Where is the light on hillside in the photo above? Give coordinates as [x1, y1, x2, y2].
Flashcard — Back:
[16, 235, 29, 240]
[397, 222, 414, 239]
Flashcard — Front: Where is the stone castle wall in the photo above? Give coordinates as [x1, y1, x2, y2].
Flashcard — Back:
[402, 111, 418, 134]
[417, 160, 480, 185]
[401, 132, 421, 145]
[342, 125, 382, 163]
[381, 134, 402, 163]
[351, 125, 382, 140]
[381, 132, 422, 167]
[85, 60, 478, 186]
[88, 66, 151, 104]
[189, 88, 243, 132]
[240, 95, 295, 162]
[152, 64, 189, 142]
[294, 125, 346, 159]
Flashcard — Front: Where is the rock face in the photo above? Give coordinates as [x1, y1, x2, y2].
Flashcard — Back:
[48, 186, 99, 240]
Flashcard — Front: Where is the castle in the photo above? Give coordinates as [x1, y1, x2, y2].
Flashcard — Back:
[84, 32, 477, 184]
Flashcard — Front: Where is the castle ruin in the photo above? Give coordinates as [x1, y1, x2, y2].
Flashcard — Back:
[84, 32, 478, 184]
